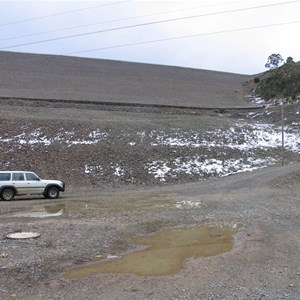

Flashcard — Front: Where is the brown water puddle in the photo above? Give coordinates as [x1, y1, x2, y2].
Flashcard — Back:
[65, 225, 236, 279]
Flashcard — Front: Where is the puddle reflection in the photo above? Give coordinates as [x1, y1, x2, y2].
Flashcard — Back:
[8, 204, 65, 218]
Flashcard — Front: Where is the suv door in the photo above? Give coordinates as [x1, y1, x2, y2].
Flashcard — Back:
[25, 172, 45, 194]
[11, 172, 27, 195]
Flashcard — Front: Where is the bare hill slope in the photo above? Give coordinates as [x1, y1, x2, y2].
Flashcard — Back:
[0, 51, 252, 108]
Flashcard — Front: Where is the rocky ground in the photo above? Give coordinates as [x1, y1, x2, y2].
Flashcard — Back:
[0, 97, 299, 188]
[0, 96, 300, 299]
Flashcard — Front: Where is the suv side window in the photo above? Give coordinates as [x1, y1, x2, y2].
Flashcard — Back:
[26, 173, 40, 181]
[0, 173, 11, 181]
[12, 173, 25, 181]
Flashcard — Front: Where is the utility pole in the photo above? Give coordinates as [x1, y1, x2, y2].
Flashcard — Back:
[281, 99, 285, 165]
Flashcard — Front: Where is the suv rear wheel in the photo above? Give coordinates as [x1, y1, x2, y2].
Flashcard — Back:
[1, 188, 15, 201]
[45, 187, 60, 199]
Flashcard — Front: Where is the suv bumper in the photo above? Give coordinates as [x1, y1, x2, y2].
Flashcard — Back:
[59, 182, 65, 192]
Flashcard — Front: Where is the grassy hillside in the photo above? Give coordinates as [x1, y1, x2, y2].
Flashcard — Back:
[0, 51, 252, 109]
[254, 61, 300, 101]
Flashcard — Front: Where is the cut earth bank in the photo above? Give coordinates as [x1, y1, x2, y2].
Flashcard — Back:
[0, 162, 300, 300]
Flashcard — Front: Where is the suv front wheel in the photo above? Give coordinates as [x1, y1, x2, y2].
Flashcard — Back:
[1, 188, 15, 201]
[45, 187, 60, 199]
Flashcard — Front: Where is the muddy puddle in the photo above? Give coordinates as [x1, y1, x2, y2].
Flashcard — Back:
[65, 224, 237, 279]
[5, 204, 65, 219]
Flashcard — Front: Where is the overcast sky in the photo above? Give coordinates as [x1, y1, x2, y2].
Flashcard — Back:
[0, 0, 299, 74]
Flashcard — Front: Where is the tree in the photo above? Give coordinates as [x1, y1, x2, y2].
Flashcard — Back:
[286, 56, 294, 64]
[265, 53, 283, 70]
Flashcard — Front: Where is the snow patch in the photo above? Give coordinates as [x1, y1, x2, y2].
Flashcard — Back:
[85, 164, 103, 175]
[146, 156, 277, 182]
[113, 165, 125, 177]
[175, 200, 202, 209]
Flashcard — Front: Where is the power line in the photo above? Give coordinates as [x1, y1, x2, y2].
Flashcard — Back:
[0, 0, 130, 27]
[0, 0, 246, 42]
[0, 20, 298, 67]
[66, 20, 300, 55]
[0, 0, 299, 51]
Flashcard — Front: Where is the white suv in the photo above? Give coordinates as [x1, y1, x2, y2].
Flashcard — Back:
[0, 171, 65, 201]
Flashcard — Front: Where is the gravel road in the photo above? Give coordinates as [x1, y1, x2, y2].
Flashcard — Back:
[1, 162, 300, 300]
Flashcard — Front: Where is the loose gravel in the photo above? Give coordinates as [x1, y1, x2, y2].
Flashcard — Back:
[0, 98, 300, 299]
